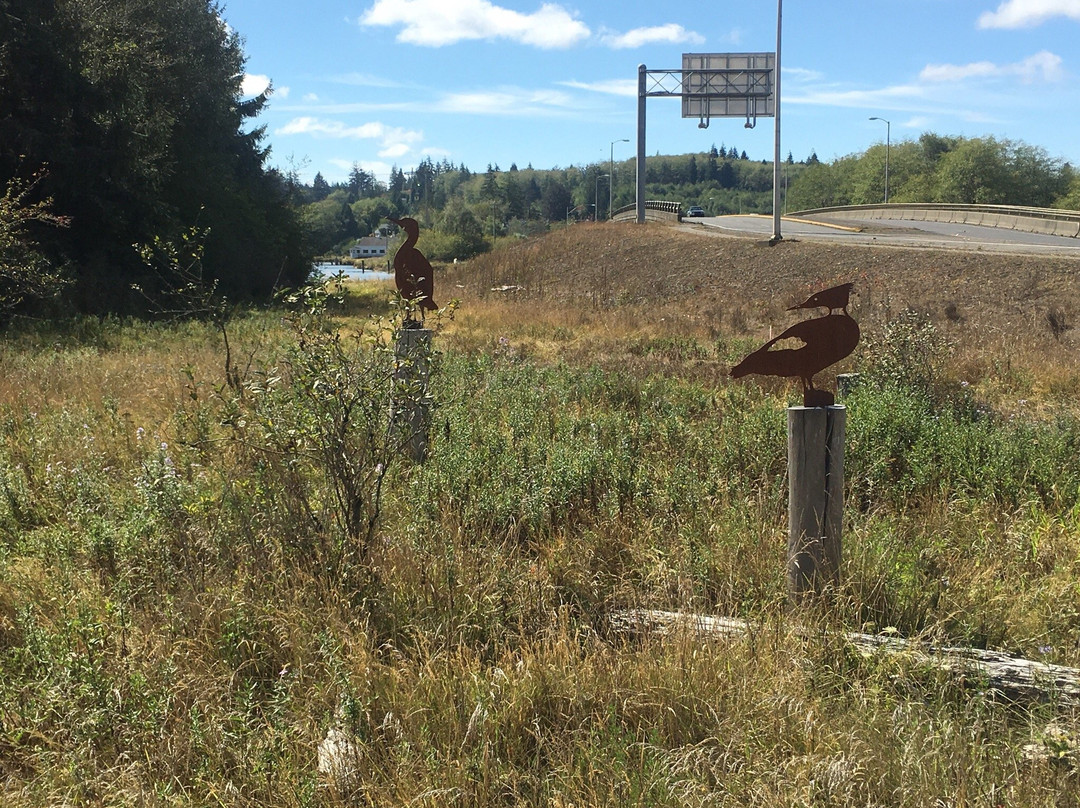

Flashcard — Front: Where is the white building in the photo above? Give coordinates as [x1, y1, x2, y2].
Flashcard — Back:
[349, 236, 388, 260]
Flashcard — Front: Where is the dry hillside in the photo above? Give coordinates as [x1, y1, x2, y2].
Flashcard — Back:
[446, 221, 1080, 345]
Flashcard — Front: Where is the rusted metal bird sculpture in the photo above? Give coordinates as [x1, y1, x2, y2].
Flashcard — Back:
[387, 216, 438, 321]
[731, 283, 860, 407]
[788, 281, 854, 315]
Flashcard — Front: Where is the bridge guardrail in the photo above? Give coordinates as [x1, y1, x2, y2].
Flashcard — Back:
[611, 200, 682, 222]
[791, 203, 1080, 239]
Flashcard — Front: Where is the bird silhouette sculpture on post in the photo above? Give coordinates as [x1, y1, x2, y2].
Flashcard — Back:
[387, 217, 438, 325]
[731, 282, 859, 407]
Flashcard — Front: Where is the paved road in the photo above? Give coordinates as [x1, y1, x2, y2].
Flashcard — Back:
[686, 214, 1080, 257]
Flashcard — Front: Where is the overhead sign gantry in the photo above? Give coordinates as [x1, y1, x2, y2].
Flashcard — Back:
[635, 2, 784, 241]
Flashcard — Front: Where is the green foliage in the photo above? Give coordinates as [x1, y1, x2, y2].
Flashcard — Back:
[0, 169, 71, 313]
[133, 224, 244, 390]
[849, 312, 1080, 513]
[1056, 166, 1080, 211]
[219, 277, 435, 577]
[787, 132, 1071, 210]
[858, 309, 952, 395]
[0, 0, 310, 313]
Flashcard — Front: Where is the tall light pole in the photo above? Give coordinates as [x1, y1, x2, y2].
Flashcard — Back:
[771, 0, 783, 242]
[609, 139, 628, 220]
[595, 174, 609, 221]
[869, 116, 890, 203]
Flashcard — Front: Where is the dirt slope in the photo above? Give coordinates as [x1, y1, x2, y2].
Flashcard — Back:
[453, 221, 1080, 341]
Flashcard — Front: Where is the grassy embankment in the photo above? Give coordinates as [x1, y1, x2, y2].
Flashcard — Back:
[2, 222, 1079, 805]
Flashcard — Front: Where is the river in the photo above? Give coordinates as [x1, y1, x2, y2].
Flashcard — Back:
[313, 263, 394, 282]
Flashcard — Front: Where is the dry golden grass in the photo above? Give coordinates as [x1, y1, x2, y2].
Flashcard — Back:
[441, 222, 1080, 416]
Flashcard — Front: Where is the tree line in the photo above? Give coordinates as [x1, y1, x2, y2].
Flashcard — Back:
[300, 134, 1079, 264]
[301, 146, 791, 262]
[785, 133, 1080, 212]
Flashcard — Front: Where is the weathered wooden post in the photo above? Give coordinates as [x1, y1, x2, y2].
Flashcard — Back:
[730, 282, 860, 604]
[787, 405, 845, 600]
[392, 326, 432, 463]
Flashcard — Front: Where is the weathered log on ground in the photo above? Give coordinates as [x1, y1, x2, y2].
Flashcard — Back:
[610, 609, 1080, 708]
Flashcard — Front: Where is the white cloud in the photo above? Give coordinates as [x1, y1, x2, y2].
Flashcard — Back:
[920, 61, 999, 82]
[277, 117, 423, 155]
[978, 0, 1080, 28]
[920, 51, 1064, 84]
[786, 83, 928, 108]
[241, 74, 271, 97]
[783, 67, 825, 83]
[433, 87, 576, 115]
[303, 93, 320, 103]
[379, 143, 412, 159]
[720, 27, 745, 46]
[599, 23, 704, 49]
[558, 78, 637, 97]
[360, 0, 589, 48]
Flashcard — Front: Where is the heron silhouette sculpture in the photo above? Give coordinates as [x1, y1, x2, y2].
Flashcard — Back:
[731, 282, 860, 407]
[387, 217, 438, 322]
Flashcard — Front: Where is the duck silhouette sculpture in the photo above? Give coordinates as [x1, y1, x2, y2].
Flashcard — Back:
[731, 282, 859, 407]
[387, 216, 438, 322]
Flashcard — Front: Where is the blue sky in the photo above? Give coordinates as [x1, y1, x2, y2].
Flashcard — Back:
[221, 0, 1080, 184]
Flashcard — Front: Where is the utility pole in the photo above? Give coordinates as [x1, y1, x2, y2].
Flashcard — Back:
[771, 0, 783, 243]
[610, 138, 628, 220]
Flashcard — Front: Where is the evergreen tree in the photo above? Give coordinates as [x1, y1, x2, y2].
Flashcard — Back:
[481, 166, 501, 201]
[311, 172, 331, 202]
[503, 172, 525, 219]
[540, 178, 573, 221]
[0, 0, 309, 311]
[718, 161, 736, 189]
[705, 149, 719, 182]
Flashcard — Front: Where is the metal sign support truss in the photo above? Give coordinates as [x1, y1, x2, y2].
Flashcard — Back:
[635, 62, 777, 232]
[635, 1, 783, 242]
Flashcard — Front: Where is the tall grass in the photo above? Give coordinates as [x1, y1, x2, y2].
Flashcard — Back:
[1, 278, 1079, 806]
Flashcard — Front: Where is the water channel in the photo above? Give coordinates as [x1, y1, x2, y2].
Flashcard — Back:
[313, 263, 393, 282]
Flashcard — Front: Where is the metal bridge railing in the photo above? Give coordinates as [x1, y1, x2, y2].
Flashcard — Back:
[611, 200, 682, 222]
[792, 203, 1080, 239]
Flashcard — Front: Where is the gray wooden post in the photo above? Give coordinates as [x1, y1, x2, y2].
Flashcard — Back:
[787, 405, 845, 601]
[393, 327, 432, 463]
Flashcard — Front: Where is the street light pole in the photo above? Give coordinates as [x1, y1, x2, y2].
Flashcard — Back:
[771, 0, 783, 242]
[609, 138, 628, 220]
[869, 116, 890, 203]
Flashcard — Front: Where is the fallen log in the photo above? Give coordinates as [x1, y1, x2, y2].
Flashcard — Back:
[610, 609, 1080, 708]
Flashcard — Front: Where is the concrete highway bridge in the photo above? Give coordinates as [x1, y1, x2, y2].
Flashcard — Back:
[612, 202, 1080, 255]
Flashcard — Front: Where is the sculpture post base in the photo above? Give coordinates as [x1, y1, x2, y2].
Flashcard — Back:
[392, 327, 432, 463]
[787, 405, 845, 603]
